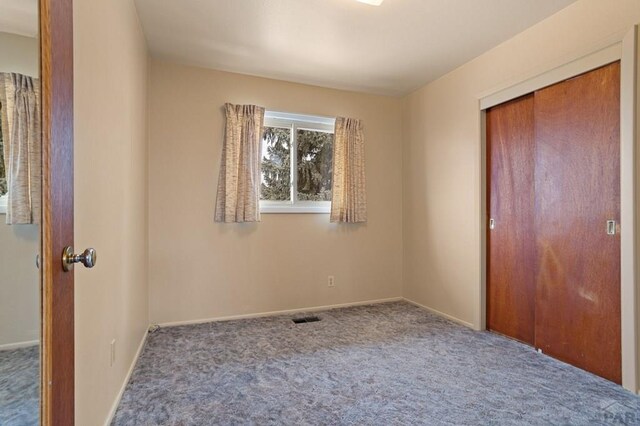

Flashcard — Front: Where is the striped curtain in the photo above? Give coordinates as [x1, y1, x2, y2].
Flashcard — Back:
[0, 73, 41, 225]
[214, 103, 265, 223]
[330, 117, 367, 223]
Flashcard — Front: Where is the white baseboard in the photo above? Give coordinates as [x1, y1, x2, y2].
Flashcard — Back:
[403, 298, 475, 329]
[104, 329, 148, 426]
[0, 340, 39, 351]
[157, 297, 404, 328]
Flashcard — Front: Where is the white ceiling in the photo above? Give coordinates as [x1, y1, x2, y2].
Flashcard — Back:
[135, 0, 577, 96]
[0, 0, 38, 37]
[0, 0, 578, 94]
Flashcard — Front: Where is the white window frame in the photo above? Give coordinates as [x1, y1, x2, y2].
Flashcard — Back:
[260, 111, 335, 214]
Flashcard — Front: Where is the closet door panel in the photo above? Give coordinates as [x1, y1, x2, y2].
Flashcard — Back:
[486, 94, 536, 345]
[534, 62, 621, 383]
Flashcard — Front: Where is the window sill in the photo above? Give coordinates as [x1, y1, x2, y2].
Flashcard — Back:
[260, 202, 330, 214]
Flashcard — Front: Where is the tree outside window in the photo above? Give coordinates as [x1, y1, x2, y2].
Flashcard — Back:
[260, 112, 334, 213]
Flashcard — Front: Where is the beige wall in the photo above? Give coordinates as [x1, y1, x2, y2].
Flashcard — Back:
[0, 31, 40, 348]
[0, 32, 38, 77]
[73, 0, 148, 424]
[402, 0, 640, 386]
[148, 60, 403, 325]
[0, 224, 39, 347]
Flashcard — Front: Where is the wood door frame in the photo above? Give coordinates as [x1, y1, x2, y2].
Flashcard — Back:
[40, 0, 75, 424]
[478, 26, 639, 394]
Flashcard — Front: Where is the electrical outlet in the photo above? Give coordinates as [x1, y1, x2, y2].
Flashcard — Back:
[328, 276, 335, 287]
[110, 339, 116, 366]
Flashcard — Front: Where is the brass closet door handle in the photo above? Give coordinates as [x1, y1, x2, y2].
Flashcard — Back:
[62, 247, 97, 271]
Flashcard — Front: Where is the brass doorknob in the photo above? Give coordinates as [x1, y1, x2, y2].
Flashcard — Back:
[62, 247, 97, 271]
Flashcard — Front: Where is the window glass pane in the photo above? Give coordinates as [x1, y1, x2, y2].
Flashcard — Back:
[296, 129, 333, 201]
[261, 126, 291, 201]
[0, 108, 5, 196]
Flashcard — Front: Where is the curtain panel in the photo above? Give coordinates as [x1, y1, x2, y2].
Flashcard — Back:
[0, 73, 41, 225]
[330, 117, 367, 223]
[214, 103, 265, 223]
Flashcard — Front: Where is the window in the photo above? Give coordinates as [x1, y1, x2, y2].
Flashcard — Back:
[260, 111, 335, 213]
[0, 109, 6, 214]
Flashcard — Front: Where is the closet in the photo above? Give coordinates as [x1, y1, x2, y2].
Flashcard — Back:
[486, 61, 621, 384]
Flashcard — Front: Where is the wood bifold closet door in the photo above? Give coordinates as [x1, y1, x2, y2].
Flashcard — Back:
[487, 62, 621, 384]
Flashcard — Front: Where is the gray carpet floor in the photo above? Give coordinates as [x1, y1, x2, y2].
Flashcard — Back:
[112, 302, 640, 425]
[0, 345, 39, 426]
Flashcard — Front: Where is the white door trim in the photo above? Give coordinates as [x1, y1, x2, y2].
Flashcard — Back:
[620, 25, 639, 394]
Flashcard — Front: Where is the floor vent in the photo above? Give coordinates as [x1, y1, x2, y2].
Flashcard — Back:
[292, 316, 321, 324]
